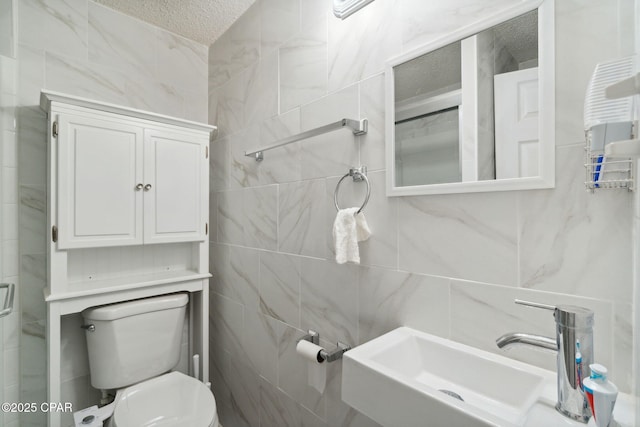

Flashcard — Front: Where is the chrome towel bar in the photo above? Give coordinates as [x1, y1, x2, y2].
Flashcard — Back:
[0, 283, 15, 318]
[245, 118, 368, 161]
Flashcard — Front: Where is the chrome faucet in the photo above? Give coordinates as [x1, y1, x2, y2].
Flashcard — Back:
[496, 299, 594, 423]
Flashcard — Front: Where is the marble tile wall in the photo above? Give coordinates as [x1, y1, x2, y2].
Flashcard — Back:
[1, 43, 20, 427]
[208, 0, 637, 426]
[12, 1, 208, 426]
[0, 0, 13, 58]
[632, 1, 640, 423]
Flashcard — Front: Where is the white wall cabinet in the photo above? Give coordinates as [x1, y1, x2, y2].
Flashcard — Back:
[143, 128, 207, 244]
[41, 91, 215, 427]
[56, 110, 208, 249]
[57, 113, 144, 248]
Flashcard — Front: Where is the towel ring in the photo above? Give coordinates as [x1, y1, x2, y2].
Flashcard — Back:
[334, 167, 370, 214]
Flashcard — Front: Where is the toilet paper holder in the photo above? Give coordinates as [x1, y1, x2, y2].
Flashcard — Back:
[298, 330, 351, 362]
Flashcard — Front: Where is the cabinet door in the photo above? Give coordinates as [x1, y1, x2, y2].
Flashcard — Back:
[143, 128, 207, 244]
[57, 113, 144, 249]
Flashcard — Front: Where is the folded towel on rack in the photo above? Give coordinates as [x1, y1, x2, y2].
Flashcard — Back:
[333, 208, 371, 265]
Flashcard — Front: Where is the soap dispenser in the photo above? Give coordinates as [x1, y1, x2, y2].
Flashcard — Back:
[583, 363, 618, 427]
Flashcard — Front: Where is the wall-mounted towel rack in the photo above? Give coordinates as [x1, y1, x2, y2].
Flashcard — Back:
[0, 283, 15, 318]
[244, 118, 368, 161]
[334, 166, 370, 214]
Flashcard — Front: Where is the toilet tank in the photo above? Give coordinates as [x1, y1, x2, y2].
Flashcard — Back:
[82, 293, 188, 390]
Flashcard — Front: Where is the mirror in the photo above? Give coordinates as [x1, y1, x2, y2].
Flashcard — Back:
[385, 0, 555, 196]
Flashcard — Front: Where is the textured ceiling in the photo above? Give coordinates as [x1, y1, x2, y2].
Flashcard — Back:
[395, 10, 538, 102]
[94, 0, 257, 46]
[493, 10, 538, 64]
[395, 41, 462, 102]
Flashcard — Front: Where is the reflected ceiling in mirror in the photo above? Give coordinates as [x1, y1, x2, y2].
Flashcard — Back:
[385, 0, 555, 196]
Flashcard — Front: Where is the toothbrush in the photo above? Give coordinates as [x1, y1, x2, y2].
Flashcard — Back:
[593, 155, 604, 188]
[576, 341, 583, 391]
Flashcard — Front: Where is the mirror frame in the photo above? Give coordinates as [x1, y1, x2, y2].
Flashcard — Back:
[385, 0, 555, 196]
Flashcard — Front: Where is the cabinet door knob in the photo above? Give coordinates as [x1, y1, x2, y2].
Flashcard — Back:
[144, 184, 152, 191]
[136, 183, 144, 191]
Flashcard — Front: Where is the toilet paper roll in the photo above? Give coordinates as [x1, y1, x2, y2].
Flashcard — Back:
[296, 340, 324, 363]
[296, 340, 326, 393]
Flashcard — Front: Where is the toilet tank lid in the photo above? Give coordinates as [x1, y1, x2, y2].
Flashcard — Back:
[82, 293, 188, 321]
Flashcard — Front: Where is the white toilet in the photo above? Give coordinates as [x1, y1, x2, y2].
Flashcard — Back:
[81, 293, 219, 427]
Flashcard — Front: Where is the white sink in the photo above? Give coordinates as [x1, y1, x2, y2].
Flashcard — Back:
[342, 327, 571, 427]
[342, 327, 636, 427]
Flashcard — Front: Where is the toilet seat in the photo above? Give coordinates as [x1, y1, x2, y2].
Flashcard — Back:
[107, 371, 218, 427]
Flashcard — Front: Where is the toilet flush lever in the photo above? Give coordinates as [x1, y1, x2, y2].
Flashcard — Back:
[81, 324, 95, 332]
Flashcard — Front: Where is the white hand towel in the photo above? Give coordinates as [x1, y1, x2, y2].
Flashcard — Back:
[333, 208, 371, 265]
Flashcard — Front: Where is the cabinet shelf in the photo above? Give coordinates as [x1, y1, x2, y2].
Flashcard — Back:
[41, 90, 216, 134]
[45, 270, 211, 302]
